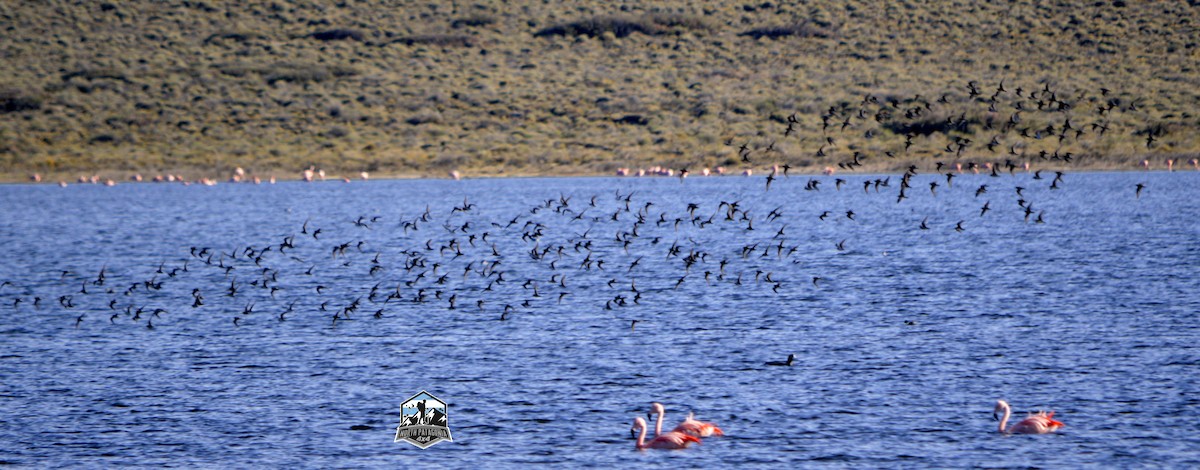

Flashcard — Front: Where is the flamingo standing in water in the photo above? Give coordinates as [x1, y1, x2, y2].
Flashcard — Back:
[649, 402, 724, 438]
[994, 400, 1064, 434]
[630, 417, 700, 450]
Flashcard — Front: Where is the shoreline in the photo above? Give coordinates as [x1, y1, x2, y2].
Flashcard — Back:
[3, 161, 1196, 187]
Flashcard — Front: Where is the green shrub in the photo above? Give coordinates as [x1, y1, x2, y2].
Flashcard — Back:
[882, 113, 980, 136]
[740, 22, 833, 40]
[309, 28, 366, 41]
[406, 109, 443, 126]
[61, 67, 128, 82]
[392, 34, 475, 47]
[451, 14, 496, 28]
[262, 64, 359, 84]
[215, 63, 262, 77]
[203, 30, 268, 44]
[535, 16, 667, 38]
[0, 90, 42, 113]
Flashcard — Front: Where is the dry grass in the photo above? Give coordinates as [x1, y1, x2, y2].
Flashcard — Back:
[0, 0, 1198, 181]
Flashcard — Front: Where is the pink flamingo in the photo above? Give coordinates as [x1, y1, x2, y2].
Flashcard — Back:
[994, 400, 1064, 434]
[630, 417, 699, 450]
[676, 412, 724, 437]
[649, 402, 724, 438]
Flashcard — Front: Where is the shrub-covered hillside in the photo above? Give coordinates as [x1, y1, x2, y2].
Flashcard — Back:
[1, 0, 1198, 181]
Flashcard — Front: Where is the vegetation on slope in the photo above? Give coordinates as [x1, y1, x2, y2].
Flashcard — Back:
[0, 0, 1197, 181]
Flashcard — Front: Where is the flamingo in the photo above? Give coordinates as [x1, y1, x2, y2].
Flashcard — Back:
[994, 400, 1064, 434]
[631, 416, 700, 450]
[649, 402, 724, 438]
[675, 411, 725, 437]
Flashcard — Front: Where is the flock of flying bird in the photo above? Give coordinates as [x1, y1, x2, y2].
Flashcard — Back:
[3, 163, 1100, 334]
[719, 77, 1173, 208]
[4, 78, 1168, 440]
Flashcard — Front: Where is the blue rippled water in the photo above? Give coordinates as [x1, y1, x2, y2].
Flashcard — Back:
[1, 171, 1198, 467]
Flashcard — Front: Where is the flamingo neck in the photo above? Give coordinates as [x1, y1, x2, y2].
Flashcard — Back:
[998, 406, 1011, 433]
[636, 421, 649, 449]
[653, 410, 664, 437]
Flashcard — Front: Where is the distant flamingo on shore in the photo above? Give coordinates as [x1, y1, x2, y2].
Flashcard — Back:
[630, 416, 700, 450]
[649, 402, 724, 438]
[994, 400, 1064, 434]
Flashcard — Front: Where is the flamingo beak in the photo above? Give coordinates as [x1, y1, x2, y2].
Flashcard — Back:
[630, 428, 636, 439]
[992, 411, 999, 421]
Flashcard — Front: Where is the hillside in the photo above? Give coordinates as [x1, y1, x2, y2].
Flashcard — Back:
[1, 0, 1198, 181]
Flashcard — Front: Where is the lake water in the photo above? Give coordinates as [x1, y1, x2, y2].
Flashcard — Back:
[1, 171, 1198, 467]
